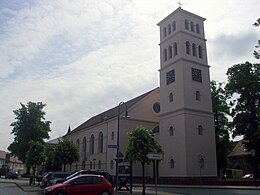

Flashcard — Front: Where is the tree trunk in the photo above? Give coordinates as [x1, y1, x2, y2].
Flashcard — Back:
[142, 161, 145, 195]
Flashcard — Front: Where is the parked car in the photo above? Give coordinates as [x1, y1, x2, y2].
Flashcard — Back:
[49, 170, 115, 188]
[44, 174, 114, 195]
[242, 174, 254, 179]
[5, 171, 18, 179]
[40, 172, 71, 188]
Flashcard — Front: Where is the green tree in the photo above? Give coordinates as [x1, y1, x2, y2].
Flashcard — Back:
[25, 141, 46, 183]
[211, 81, 232, 175]
[52, 139, 79, 171]
[8, 102, 51, 169]
[253, 18, 260, 59]
[225, 62, 260, 177]
[125, 126, 162, 195]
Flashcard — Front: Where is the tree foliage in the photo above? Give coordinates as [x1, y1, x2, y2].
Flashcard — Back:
[25, 141, 46, 177]
[8, 102, 51, 163]
[52, 139, 79, 171]
[225, 62, 260, 176]
[253, 18, 260, 59]
[125, 126, 162, 195]
[211, 81, 232, 174]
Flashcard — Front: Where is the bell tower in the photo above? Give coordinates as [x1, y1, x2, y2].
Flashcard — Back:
[158, 7, 217, 178]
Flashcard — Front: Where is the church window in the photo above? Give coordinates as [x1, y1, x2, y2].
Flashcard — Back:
[168, 24, 171, 34]
[76, 139, 80, 153]
[196, 24, 200, 34]
[166, 69, 175, 85]
[174, 42, 178, 56]
[83, 137, 87, 160]
[196, 91, 201, 101]
[98, 132, 103, 153]
[185, 19, 189, 30]
[198, 125, 203, 135]
[163, 48, 167, 61]
[172, 21, 176, 31]
[110, 160, 114, 169]
[186, 41, 190, 55]
[153, 102, 160, 113]
[163, 27, 167, 37]
[192, 68, 202, 82]
[111, 131, 115, 140]
[169, 92, 173, 102]
[169, 126, 174, 136]
[168, 46, 173, 59]
[98, 160, 101, 169]
[170, 159, 175, 168]
[90, 134, 94, 154]
[190, 21, 194, 32]
[198, 45, 203, 58]
[192, 43, 197, 56]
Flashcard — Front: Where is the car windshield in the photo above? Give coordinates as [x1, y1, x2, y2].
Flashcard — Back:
[65, 171, 80, 180]
[63, 176, 76, 184]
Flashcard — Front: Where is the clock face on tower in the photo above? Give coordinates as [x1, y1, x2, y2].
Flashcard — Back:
[192, 68, 202, 82]
[166, 69, 175, 85]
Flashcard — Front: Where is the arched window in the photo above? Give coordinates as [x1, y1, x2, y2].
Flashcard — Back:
[110, 160, 114, 169]
[90, 161, 93, 169]
[172, 21, 176, 31]
[90, 134, 94, 154]
[190, 21, 194, 32]
[163, 27, 167, 37]
[168, 24, 171, 34]
[174, 42, 178, 56]
[111, 131, 115, 140]
[170, 159, 175, 168]
[196, 91, 201, 101]
[185, 19, 189, 30]
[196, 24, 200, 34]
[76, 139, 80, 154]
[164, 48, 167, 61]
[198, 125, 203, 135]
[98, 160, 101, 169]
[169, 126, 174, 136]
[198, 45, 203, 58]
[186, 41, 190, 55]
[83, 137, 87, 160]
[192, 43, 197, 57]
[169, 92, 173, 102]
[168, 46, 173, 59]
[98, 132, 103, 153]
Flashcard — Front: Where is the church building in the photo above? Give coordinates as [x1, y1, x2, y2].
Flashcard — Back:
[64, 7, 217, 180]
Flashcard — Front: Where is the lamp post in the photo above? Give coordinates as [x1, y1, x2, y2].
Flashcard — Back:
[115, 102, 128, 193]
[251, 149, 257, 187]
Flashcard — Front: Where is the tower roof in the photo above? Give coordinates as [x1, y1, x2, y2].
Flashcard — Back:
[157, 7, 206, 26]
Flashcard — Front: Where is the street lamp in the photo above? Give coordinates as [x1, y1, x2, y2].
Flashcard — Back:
[115, 102, 128, 193]
[251, 149, 257, 187]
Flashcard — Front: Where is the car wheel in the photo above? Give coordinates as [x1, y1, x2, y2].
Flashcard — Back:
[100, 191, 110, 195]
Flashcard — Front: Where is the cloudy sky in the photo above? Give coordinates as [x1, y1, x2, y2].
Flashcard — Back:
[0, 0, 259, 151]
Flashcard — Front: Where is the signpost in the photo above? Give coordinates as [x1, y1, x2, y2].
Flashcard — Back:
[147, 153, 163, 195]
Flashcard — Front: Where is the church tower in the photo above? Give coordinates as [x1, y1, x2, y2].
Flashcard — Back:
[158, 7, 217, 178]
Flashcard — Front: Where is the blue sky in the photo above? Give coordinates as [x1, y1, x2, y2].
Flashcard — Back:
[0, 0, 259, 151]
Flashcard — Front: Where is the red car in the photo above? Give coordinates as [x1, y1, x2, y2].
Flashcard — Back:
[44, 174, 114, 195]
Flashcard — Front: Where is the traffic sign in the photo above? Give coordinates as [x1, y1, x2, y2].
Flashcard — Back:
[107, 144, 118, 149]
[147, 153, 163, 160]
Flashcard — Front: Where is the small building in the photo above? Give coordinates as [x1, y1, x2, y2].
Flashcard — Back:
[0, 150, 24, 175]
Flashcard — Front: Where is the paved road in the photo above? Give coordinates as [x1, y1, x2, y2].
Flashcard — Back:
[0, 183, 28, 195]
[135, 186, 260, 195]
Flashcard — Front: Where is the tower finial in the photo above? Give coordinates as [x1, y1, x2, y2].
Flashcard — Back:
[178, 1, 182, 8]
